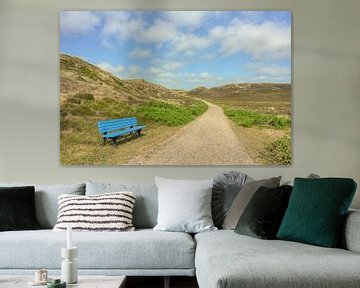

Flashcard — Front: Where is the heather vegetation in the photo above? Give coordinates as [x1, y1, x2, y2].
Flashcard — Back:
[262, 135, 292, 165]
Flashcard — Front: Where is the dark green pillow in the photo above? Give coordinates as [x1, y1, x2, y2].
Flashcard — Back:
[235, 185, 292, 239]
[277, 178, 357, 247]
[0, 186, 41, 231]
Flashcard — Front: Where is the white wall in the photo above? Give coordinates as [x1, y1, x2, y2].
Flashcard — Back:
[0, 0, 359, 208]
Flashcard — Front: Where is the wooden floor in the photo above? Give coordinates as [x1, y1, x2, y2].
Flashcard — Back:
[126, 276, 199, 288]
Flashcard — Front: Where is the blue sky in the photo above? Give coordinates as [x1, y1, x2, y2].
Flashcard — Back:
[60, 11, 291, 90]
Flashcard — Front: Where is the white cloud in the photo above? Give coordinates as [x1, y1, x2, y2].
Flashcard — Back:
[60, 11, 100, 35]
[256, 65, 290, 77]
[163, 11, 209, 28]
[101, 11, 145, 43]
[210, 19, 291, 60]
[171, 33, 211, 55]
[145, 68, 225, 90]
[138, 19, 177, 43]
[162, 61, 184, 71]
[127, 65, 141, 76]
[129, 48, 152, 59]
[246, 62, 291, 82]
[97, 62, 124, 75]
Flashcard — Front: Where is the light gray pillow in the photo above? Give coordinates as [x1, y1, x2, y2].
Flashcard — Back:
[0, 183, 85, 228]
[86, 181, 158, 229]
[222, 177, 281, 230]
[153, 177, 217, 233]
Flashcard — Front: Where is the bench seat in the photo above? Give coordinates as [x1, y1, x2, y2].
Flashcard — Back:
[103, 125, 146, 139]
[98, 117, 146, 145]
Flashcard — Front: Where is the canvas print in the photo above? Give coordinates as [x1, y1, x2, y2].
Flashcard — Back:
[60, 11, 291, 165]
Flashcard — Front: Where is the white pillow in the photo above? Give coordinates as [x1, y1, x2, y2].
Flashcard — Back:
[53, 192, 135, 232]
[153, 177, 217, 233]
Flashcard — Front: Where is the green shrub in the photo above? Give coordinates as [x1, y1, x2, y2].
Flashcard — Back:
[225, 108, 291, 130]
[136, 101, 207, 126]
[262, 135, 291, 165]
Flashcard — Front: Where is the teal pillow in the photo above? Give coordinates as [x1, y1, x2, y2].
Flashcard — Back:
[277, 178, 357, 247]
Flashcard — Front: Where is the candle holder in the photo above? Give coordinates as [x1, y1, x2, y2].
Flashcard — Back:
[61, 247, 78, 284]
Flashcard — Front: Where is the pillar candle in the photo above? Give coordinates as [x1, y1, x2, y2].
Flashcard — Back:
[67, 225, 72, 249]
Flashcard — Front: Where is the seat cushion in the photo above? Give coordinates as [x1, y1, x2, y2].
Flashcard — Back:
[0, 229, 195, 270]
[195, 230, 360, 288]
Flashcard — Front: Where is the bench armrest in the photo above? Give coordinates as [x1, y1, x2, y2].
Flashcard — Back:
[342, 209, 360, 253]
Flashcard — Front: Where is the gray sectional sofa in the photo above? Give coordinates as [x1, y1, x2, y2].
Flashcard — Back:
[0, 181, 360, 288]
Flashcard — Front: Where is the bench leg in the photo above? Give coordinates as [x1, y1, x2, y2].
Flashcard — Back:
[102, 138, 107, 146]
[138, 129, 142, 137]
[112, 138, 117, 146]
[164, 276, 170, 288]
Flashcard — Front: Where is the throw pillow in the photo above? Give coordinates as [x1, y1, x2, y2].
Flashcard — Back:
[153, 177, 217, 233]
[234, 185, 293, 239]
[0, 182, 86, 228]
[212, 171, 251, 228]
[0, 186, 41, 231]
[86, 181, 158, 229]
[283, 173, 320, 186]
[222, 176, 281, 230]
[53, 192, 136, 231]
[277, 178, 357, 248]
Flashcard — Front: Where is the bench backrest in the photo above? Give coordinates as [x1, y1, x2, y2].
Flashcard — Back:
[98, 117, 138, 134]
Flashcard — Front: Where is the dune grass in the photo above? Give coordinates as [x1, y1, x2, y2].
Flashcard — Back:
[224, 108, 291, 130]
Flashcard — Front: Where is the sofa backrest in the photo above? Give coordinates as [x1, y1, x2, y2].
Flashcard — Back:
[0, 183, 86, 228]
[86, 181, 158, 229]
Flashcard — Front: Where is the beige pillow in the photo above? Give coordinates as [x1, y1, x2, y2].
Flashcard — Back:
[222, 177, 281, 230]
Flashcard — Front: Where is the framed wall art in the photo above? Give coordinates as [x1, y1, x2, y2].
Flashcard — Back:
[60, 10, 291, 165]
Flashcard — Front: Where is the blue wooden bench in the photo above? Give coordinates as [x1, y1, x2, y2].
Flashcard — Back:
[98, 117, 146, 146]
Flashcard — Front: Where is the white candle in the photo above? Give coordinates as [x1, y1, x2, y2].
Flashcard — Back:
[67, 225, 72, 249]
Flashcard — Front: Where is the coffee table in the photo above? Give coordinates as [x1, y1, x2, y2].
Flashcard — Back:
[0, 275, 126, 288]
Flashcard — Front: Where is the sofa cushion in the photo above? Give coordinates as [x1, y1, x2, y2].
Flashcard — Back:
[0, 183, 85, 229]
[277, 178, 357, 247]
[153, 177, 216, 233]
[86, 182, 157, 229]
[222, 177, 281, 229]
[0, 186, 40, 231]
[234, 185, 292, 239]
[212, 171, 250, 228]
[53, 192, 136, 232]
[195, 230, 360, 288]
[0, 229, 195, 271]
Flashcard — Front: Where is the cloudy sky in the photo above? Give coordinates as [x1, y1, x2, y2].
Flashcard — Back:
[60, 11, 291, 90]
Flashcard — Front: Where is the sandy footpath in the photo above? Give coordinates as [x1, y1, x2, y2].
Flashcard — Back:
[127, 100, 253, 165]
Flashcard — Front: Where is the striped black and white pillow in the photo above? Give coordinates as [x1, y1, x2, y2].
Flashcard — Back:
[53, 192, 136, 231]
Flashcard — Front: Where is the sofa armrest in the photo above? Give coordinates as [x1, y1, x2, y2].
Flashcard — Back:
[342, 209, 360, 253]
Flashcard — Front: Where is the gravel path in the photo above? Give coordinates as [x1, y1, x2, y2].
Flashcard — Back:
[128, 100, 253, 165]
